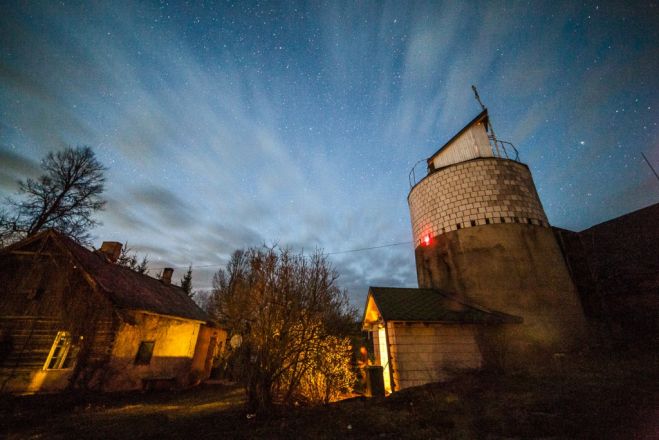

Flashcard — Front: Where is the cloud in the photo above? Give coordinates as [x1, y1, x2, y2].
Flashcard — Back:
[332, 244, 417, 307]
[129, 185, 195, 229]
[1, 0, 657, 307]
[102, 196, 153, 233]
[0, 148, 40, 191]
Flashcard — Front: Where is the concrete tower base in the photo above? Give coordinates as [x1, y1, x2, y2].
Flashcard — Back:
[415, 223, 588, 364]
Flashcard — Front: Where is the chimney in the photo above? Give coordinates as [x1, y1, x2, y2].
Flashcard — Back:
[161, 268, 174, 285]
[99, 241, 122, 263]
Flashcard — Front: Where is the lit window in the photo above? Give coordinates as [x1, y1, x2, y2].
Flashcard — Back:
[135, 341, 155, 365]
[44, 331, 77, 370]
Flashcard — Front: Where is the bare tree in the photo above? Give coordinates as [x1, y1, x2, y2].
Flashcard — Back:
[206, 247, 356, 413]
[0, 146, 106, 244]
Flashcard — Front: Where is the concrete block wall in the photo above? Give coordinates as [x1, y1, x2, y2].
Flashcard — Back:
[408, 157, 548, 245]
[388, 322, 481, 390]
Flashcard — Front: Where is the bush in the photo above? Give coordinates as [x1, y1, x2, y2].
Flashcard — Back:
[206, 247, 356, 412]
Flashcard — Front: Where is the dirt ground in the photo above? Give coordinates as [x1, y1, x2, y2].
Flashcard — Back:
[1, 350, 657, 439]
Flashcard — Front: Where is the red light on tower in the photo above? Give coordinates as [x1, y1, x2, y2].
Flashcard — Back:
[422, 234, 431, 246]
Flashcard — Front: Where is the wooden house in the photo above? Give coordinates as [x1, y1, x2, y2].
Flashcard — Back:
[362, 287, 521, 392]
[0, 230, 226, 394]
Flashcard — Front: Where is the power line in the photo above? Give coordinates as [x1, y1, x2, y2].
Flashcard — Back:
[326, 240, 412, 255]
[149, 240, 413, 270]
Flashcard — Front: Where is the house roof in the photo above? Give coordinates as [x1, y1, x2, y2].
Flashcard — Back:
[4, 230, 211, 322]
[362, 286, 521, 327]
[426, 109, 489, 165]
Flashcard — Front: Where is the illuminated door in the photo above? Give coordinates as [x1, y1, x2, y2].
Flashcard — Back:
[378, 325, 391, 393]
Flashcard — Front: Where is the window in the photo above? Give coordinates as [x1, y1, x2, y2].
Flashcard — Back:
[134, 341, 155, 365]
[44, 331, 77, 370]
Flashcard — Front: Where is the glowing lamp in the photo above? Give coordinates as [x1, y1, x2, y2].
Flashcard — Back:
[422, 234, 431, 246]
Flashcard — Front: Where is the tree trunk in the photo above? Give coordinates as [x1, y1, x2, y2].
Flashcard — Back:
[247, 373, 273, 414]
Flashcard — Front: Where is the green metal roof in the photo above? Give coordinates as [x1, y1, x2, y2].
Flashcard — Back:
[365, 287, 522, 325]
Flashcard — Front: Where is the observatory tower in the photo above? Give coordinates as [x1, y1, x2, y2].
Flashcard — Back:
[408, 108, 586, 358]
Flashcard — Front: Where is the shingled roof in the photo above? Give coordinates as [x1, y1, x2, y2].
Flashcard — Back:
[363, 286, 521, 327]
[6, 230, 211, 322]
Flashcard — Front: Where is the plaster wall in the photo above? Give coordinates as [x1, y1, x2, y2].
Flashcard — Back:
[387, 323, 481, 390]
[190, 325, 227, 383]
[414, 224, 587, 354]
[103, 312, 201, 391]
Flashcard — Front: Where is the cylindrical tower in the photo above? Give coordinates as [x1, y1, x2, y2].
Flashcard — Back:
[408, 110, 586, 359]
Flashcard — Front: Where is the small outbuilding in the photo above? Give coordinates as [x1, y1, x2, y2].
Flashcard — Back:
[362, 287, 521, 392]
[0, 229, 226, 394]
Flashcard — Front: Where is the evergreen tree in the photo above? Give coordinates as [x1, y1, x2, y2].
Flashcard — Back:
[180, 265, 193, 297]
[117, 242, 149, 274]
[135, 256, 149, 274]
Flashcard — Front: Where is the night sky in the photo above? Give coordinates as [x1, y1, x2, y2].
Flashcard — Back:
[1, 1, 657, 307]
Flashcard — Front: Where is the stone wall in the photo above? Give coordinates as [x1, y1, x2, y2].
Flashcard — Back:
[408, 157, 548, 245]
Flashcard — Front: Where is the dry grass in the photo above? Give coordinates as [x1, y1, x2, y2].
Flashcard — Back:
[2, 350, 656, 439]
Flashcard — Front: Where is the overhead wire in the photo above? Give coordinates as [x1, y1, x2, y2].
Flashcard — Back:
[149, 240, 413, 270]
[326, 240, 412, 255]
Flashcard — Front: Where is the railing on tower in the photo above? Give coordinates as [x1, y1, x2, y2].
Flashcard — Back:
[408, 159, 427, 188]
[408, 139, 520, 188]
[489, 137, 519, 161]
[409, 87, 522, 189]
